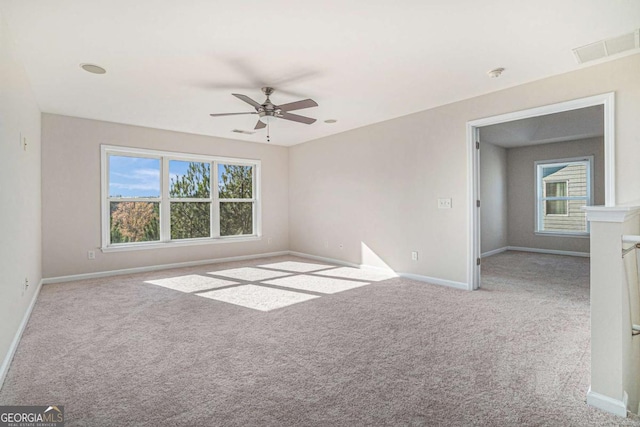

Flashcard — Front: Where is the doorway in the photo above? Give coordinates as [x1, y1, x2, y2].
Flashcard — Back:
[467, 93, 615, 290]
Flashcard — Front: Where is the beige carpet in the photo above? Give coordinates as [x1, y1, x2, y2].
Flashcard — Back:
[1, 252, 639, 426]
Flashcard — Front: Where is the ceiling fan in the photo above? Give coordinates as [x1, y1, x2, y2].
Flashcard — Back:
[209, 87, 318, 130]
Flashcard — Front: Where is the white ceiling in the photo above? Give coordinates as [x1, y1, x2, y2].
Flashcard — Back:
[1, 1, 638, 146]
[479, 105, 604, 148]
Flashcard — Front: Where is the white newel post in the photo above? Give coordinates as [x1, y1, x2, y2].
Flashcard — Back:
[585, 206, 640, 417]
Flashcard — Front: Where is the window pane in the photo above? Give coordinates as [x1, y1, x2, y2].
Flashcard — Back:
[171, 202, 211, 239]
[542, 164, 587, 197]
[541, 165, 566, 179]
[545, 181, 567, 197]
[543, 200, 587, 232]
[110, 202, 160, 243]
[109, 155, 160, 198]
[220, 202, 253, 236]
[545, 200, 567, 215]
[218, 165, 253, 198]
[169, 161, 210, 198]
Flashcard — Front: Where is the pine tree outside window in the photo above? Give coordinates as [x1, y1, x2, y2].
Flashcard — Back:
[218, 164, 255, 236]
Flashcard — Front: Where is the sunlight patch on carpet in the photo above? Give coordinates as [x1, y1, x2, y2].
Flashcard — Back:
[316, 267, 396, 282]
[145, 275, 238, 292]
[208, 267, 291, 281]
[258, 261, 332, 272]
[264, 275, 370, 294]
[197, 285, 318, 311]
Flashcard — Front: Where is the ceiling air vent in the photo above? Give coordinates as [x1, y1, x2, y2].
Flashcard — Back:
[573, 29, 640, 64]
[232, 129, 255, 135]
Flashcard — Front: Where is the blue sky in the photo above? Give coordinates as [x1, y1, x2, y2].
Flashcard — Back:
[109, 156, 160, 198]
[109, 156, 226, 197]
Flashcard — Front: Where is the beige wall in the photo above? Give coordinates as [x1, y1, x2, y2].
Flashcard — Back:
[480, 142, 508, 255]
[289, 113, 469, 282]
[506, 137, 604, 253]
[41, 114, 289, 278]
[289, 54, 640, 284]
[0, 12, 42, 382]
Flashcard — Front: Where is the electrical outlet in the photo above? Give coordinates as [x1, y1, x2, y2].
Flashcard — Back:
[411, 251, 418, 261]
[438, 198, 452, 209]
[324, 239, 329, 249]
[23, 277, 29, 294]
[23, 136, 27, 151]
[267, 237, 273, 244]
[88, 250, 96, 260]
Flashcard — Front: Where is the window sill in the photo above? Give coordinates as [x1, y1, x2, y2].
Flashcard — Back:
[101, 235, 261, 253]
[534, 231, 590, 239]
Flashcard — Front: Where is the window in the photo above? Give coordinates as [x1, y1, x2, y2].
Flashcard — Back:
[544, 181, 568, 215]
[535, 157, 593, 235]
[218, 164, 254, 236]
[169, 160, 211, 240]
[102, 146, 260, 250]
[108, 155, 161, 244]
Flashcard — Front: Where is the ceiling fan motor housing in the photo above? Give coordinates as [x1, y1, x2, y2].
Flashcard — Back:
[258, 94, 282, 118]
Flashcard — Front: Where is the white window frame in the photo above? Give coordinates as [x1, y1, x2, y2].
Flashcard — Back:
[534, 156, 593, 237]
[101, 145, 261, 252]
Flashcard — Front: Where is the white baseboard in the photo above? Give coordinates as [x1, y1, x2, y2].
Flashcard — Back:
[0, 279, 43, 390]
[42, 251, 290, 284]
[288, 251, 362, 269]
[586, 387, 628, 417]
[288, 251, 399, 275]
[397, 272, 469, 290]
[506, 246, 590, 258]
[289, 251, 469, 291]
[481, 247, 508, 258]
[43, 248, 469, 297]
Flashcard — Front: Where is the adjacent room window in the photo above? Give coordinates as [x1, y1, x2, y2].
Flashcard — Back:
[535, 157, 593, 235]
[102, 146, 260, 249]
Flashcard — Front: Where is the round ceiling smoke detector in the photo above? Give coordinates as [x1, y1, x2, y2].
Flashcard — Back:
[80, 63, 106, 74]
[487, 67, 505, 78]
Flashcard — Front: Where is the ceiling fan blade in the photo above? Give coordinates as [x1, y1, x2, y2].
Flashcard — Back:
[277, 99, 318, 112]
[254, 120, 266, 130]
[195, 82, 308, 98]
[218, 57, 320, 93]
[209, 112, 257, 117]
[279, 111, 317, 125]
[233, 93, 262, 109]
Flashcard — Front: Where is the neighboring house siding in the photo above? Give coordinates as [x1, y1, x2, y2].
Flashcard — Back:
[542, 164, 587, 232]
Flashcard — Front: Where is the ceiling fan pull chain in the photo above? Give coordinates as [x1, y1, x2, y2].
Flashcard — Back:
[267, 121, 270, 143]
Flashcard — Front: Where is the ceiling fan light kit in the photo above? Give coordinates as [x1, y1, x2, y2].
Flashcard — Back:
[258, 114, 276, 124]
[210, 86, 318, 134]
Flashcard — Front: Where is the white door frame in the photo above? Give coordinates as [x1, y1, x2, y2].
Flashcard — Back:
[466, 92, 616, 290]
